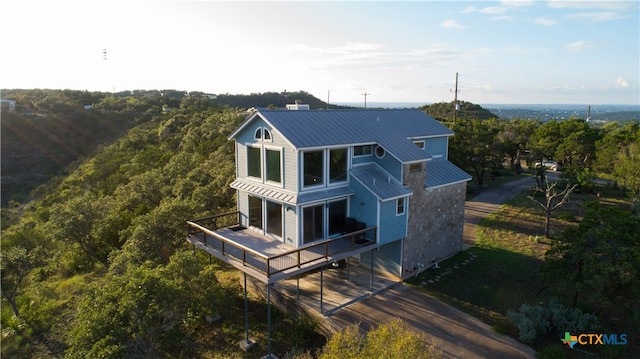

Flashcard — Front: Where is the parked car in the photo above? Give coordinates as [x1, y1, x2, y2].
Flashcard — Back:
[534, 160, 560, 171]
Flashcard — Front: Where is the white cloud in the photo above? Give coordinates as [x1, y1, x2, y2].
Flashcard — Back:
[565, 41, 601, 52]
[548, 1, 638, 11]
[501, 0, 535, 8]
[566, 12, 625, 22]
[616, 76, 630, 88]
[462, 6, 507, 15]
[533, 17, 557, 26]
[441, 19, 467, 29]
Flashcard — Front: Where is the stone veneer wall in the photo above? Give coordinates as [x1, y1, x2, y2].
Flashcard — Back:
[402, 163, 467, 279]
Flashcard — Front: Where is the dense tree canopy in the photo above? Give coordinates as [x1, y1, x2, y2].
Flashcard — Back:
[541, 202, 640, 310]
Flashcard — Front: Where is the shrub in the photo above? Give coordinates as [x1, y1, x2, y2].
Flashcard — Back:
[507, 299, 599, 344]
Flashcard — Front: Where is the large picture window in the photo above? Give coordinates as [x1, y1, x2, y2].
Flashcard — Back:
[266, 149, 281, 183]
[247, 147, 261, 178]
[329, 148, 347, 184]
[249, 196, 263, 229]
[303, 151, 324, 187]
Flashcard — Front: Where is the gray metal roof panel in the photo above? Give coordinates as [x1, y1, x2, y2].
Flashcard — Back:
[351, 164, 413, 201]
[246, 109, 453, 162]
[425, 159, 472, 189]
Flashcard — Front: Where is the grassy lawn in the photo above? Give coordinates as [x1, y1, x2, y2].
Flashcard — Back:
[407, 181, 637, 358]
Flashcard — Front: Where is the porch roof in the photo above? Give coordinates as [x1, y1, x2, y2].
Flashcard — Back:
[350, 163, 413, 201]
[230, 179, 355, 205]
[425, 158, 472, 189]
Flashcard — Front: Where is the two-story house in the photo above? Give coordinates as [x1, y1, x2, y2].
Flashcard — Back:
[187, 105, 470, 285]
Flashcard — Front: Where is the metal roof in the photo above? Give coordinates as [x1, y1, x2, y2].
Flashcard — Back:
[425, 159, 472, 189]
[351, 164, 413, 201]
[230, 109, 453, 163]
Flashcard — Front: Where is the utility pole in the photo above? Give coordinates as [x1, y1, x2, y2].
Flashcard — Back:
[362, 92, 370, 108]
[453, 72, 459, 122]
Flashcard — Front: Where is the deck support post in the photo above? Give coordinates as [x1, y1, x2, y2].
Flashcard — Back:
[244, 273, 250, 343]
[296, 275, 300, 302]
[346, 257, 351, 281]
[370, 249, 374, 291]
[320, 266, 324, 314]
[267, 284, 272, 358]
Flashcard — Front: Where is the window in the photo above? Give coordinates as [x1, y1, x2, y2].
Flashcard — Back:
[266, 149, 281, 183]
[353, 145, 372, 157]
[375, 145, 385, 158]
[329, 148, 347, 184]
[247, 146, 261, 178]
[414, 141, 425, 149]
[264, 129, 272, 141]
[303, 151, 324, 187]
[254, 128, 262, 140]
[303, 205, 324, 244]
[409, 163, 422, 172]
[249, 196, 263, 229]
[266, 201, 282, 237]
[396, 197, 405, 215]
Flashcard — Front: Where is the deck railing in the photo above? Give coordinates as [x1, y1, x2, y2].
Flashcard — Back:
[187, 212, 376, 279]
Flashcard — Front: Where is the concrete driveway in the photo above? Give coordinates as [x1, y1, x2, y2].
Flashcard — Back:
[327, 176, 540, 358]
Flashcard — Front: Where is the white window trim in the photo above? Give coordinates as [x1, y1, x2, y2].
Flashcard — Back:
[353, 144, 373, 158]
[264, 145, 284, 187]
[396, 197, 406, 216]
[301, 148, 350, 190]
[246, 144, 262, 181]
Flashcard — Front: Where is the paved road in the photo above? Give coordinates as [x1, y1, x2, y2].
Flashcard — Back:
[329, 177, 540, 359]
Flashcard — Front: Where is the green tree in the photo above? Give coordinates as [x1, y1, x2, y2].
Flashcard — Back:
[541, 202, 640, 310]
[496, 118, 539, 174]
[45, 194, 119, 266]
[318, 319, 441, 359]
[66, 252, 225, 359]
[595, 122, 640, 199]
[449, 118, 501, 185]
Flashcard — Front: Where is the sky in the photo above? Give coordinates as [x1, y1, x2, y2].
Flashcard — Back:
[1, 1, 639, 105]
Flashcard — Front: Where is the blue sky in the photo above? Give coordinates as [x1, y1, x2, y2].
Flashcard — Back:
[2, 1, 638, 105]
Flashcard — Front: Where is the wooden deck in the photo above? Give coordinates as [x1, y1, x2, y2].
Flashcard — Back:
[187, 214, 377, 284]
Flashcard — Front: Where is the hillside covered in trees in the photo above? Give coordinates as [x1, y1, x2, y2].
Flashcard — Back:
[1, 89, 639, 358]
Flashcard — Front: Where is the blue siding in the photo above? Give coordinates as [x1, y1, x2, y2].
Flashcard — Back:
[349, 179, 378, 235]
[425, 136, 448, 158]
[234, 116, 298, 192]
[378, 199, 407, 245]
[373, 149, 402, 181]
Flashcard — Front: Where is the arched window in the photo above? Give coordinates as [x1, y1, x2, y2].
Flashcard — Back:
[264, 128, 272, 141]
[254, 128, 263, 140]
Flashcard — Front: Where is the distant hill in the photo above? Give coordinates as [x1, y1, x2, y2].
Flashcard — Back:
[420, 101, 497, 122]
